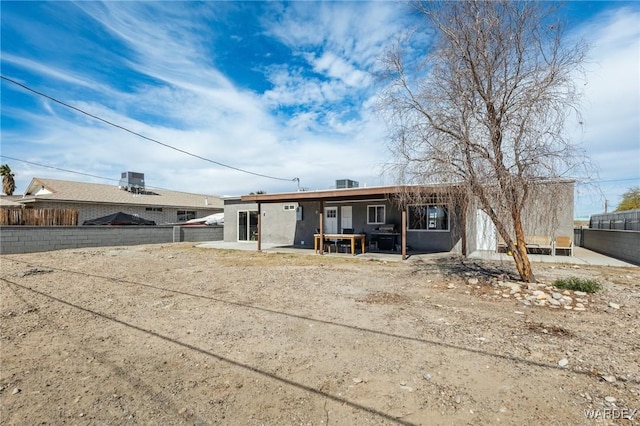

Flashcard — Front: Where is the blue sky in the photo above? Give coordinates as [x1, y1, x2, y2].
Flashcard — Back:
[1, 1, 638, 217]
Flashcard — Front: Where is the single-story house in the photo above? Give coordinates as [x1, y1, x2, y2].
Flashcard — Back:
[12, 174, 224, 225]
[225, 180, 574, 258]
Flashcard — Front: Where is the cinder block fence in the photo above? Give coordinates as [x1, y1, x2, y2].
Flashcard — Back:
[577, 228, 640, 265]
[0, 225, 223, 255]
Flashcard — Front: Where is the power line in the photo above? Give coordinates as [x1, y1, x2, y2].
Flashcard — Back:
[0, 154, 211, 194]
[1, 75, 297, 183]
[0, 155, 120, 183]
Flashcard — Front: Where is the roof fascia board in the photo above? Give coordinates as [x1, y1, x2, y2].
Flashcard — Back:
[240, 184, 457, 203]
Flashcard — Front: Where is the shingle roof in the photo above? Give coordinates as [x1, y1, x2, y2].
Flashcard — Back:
[20, 178, 223, 209]
[0, 196, 23, 207]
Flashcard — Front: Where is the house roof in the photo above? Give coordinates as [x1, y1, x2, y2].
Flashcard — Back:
[19, 178, 224, 210]
[0, 195, 23, 208]
[239, 179, 574, 204]
[240, 183, 461, 203]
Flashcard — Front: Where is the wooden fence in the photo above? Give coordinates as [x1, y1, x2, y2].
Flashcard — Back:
[0, 208, 79, 226]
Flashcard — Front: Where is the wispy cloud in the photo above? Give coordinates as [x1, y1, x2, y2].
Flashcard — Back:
[1, 1, 636, 208]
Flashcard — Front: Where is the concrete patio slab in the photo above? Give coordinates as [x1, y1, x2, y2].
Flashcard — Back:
[196, 241, 636, 268]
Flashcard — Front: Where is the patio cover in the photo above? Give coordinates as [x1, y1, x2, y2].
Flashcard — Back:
[82, 212, 156, 226]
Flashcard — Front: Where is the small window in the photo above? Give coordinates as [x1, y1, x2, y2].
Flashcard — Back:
[408, 205, 449, 231]
[177, 210, 196, 221]
[145, 207, 163, 212]
[367, 205, 385, 224]
[283, 204, 296, 211]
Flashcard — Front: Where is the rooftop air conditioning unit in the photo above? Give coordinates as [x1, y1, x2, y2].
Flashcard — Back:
[336, 179, 359, 189]
[119, 171, 145, 193]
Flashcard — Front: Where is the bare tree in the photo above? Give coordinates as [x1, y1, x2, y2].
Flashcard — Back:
[380, 1, 592, 282]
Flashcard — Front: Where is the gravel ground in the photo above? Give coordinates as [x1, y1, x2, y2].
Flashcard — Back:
[1, 243, 639, 425]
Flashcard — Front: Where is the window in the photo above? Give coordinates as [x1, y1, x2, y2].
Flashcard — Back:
[177, 210, 196, 221]
[283, 204, 296, 211]
[146, 207, 163, 212]
[367, 205, 385, 224]
[408, 205, 449, 231]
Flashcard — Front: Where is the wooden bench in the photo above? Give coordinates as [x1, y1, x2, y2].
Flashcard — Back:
[524, 236, 553, 255]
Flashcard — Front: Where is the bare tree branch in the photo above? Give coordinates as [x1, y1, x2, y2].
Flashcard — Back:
[379, 1, 594, 282]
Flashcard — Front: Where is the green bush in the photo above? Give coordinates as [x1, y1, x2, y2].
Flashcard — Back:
[553, 277, 601, 293]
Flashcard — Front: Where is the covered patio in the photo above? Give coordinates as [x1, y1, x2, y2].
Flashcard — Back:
[240, 185, 465, 260]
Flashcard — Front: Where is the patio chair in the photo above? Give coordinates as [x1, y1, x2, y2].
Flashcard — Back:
[553, 236, 573, 256]
[337, 228, 354, 253]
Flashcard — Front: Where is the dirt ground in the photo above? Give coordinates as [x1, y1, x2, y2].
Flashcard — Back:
[1, 243, 639, 425]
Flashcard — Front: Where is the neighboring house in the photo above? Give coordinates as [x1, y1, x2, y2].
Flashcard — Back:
[0, 195, 23, 209]
[226, 180, 574, 257]
[14, 175, 223, 225]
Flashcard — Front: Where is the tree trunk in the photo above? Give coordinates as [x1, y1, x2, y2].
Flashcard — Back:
[512, 214, 535, 283]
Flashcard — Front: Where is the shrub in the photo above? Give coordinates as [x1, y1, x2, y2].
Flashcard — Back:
[553, 277, 601, 293]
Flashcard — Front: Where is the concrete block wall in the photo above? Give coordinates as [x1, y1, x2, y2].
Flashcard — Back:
[582, 229, 640, 265]
[0, 225, 223, 255]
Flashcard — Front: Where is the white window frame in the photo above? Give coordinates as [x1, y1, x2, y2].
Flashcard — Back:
[283, 204, 296, 211]
[367, 205, 386, 225]
[407, 204, 450, 232]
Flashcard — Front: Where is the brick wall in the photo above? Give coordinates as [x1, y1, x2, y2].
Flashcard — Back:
[581, 229, 640, 265]
[0, 225, 223, 254]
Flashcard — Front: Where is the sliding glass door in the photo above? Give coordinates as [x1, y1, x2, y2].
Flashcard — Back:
[238, 210, 259, 241]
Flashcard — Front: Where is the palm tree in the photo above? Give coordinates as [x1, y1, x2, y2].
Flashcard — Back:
[1, 164, 16, 196]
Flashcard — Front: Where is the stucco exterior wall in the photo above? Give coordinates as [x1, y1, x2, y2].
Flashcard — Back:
[465, 180, 575, 253]
[223, 199, 298, 245]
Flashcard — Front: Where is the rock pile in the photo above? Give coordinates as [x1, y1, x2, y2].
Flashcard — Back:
[469, 277, 593, 311]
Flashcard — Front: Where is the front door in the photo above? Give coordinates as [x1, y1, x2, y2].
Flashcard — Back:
[324, 207, 338, 234]
[238, 210, 259, 241]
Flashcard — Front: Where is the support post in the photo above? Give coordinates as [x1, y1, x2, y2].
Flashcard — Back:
[257, 203, 262, 252]
[401, 208, 407, 260]
[319, 201, 324, 255]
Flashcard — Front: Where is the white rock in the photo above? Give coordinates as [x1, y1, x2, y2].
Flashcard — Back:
[552, 292, 563, 300]
[558, 358, 569, 367]
[608, 302, 620, 309]
[11, 388, 20, 395]
[549, 299, 561, 306]
[605, 396, 617, 403]
[468, 278, 479, 285]
[602, 375, 616, 383]
[575, 291, 587, 296]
